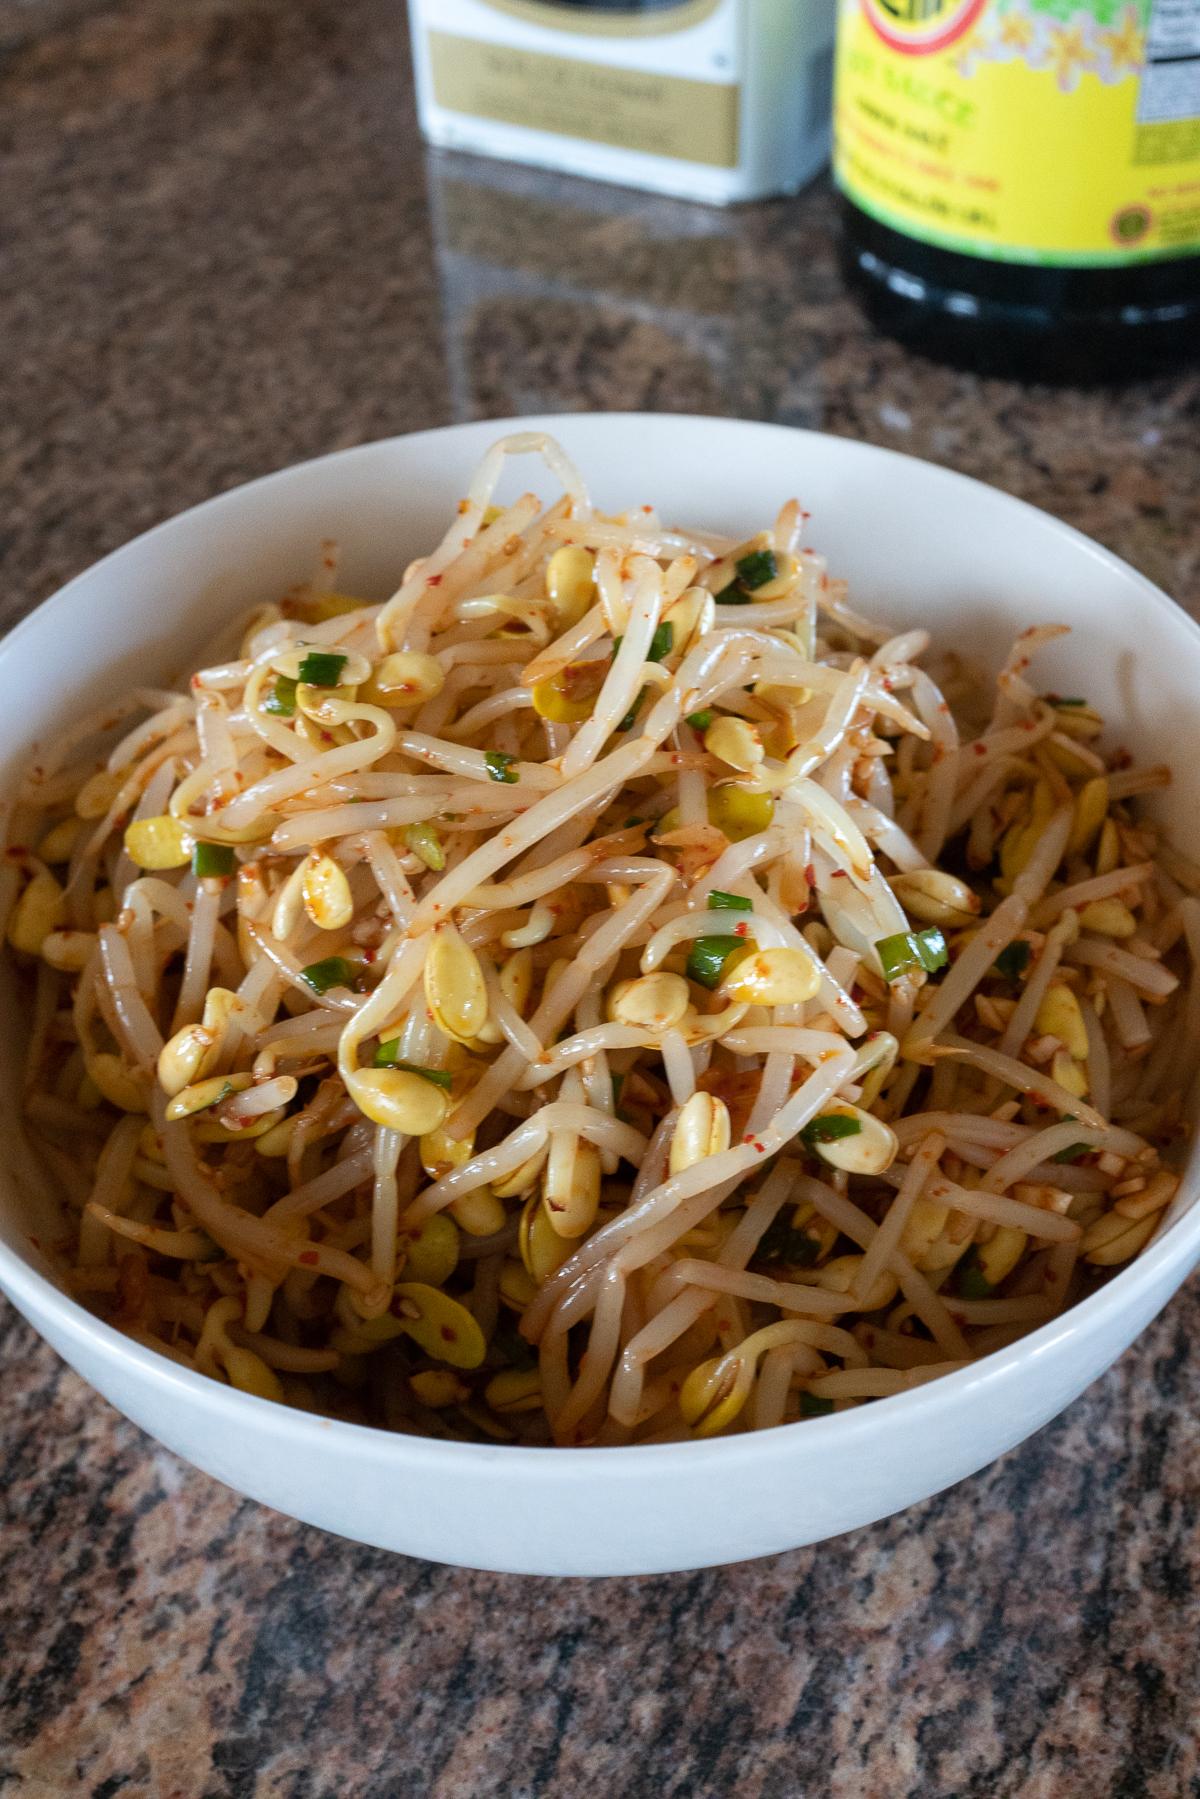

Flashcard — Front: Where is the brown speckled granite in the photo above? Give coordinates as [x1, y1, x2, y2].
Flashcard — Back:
[3, 2, 1200, 1793]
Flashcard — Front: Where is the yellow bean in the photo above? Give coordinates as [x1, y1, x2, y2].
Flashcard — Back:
[493, 1145, 549, 1200]
[1095, 817, 1120, 877]
[302, 851, 354, 931]
[545, 546, 595, 629]
[708, 785, 774, 842]
[499, 1259, 537, 1311]
[678, 1356, 748, 1436]
[420, 1123, 475, 1179]
[124, 816, 192, 871]
[900, 1197, 961, 1273]
[888, 869, 980, 928]
[806, 1106, 897, 1176]
[424, 924, 489, 1045]
[450, 1186, 507, 1237]
[403, 1212, 460, 1286]
[484, 1368, 542, 1414]
[37, 817, 83, 863]
[705, 717, 764, 774]
[815, 1254, 898, 1311]
[364, 652, 444, 707]
[88, 1054, 148, 1113]
[157, 1022, 216, 1097]
[350, 1069, 450, 1135]
[661, 587, 714, 656]
[74, 769, 122, 820]
[520, 1194, 578, 1281]
[1078, 899, 1136, 938]
[1052, 702, 1104, 741]
[393, 1282, 486, 1369]
[8, 870, 65, 956]
[222, 1347, 284, 1404]
[1036, 983, 1089, 1060]
[977, 1225, 1027, 1286]
[1067, 776, 1109, 857]
[269, 642, 372, 685]
[669, 1092, 731, 1176]
[542, 1137, 601, 1239]
[165, 1072, 252, 1122]
[1080, 1209, 1159, 1265]
[410, 1369, 470, 1408]
[1050, 1048, 1088, 1099]
[40, 927, 95, 972]
[723, 946, 819, 1006]
[610, 971, 690, 1031]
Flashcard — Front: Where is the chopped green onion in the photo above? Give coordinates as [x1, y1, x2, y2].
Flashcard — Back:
[404, 822, 444, 871]
[801, 1112, 863, 1148]
[755, 1216, 821, 1268]
[297, 650, 348, 687]
[956, 1251, 993, 1300]
[192, 842, 236, 879]
[1052, 697, 1087, 707]
[611, 635, 622, 655]
[647, 621, 674, 664]
[484, 751, 519, 784]
[264, 675, 297, 717]
[685, 709, 713, 730]
[624, 817, 648, 829]
[300, 956, 355, 996]
[619, 689, 647, 733]
[372, 1043, 453, 1086]
[875, 927, 949, 981]
[686, 934, 745, 990]
[1052, 1141, 1090, 1164]
[993, 940, 1031, 983]
[735, 549, 779, 590]
[707, 890, 752, 913]
[714, 583, 751, 605]
[800, 1392, 834, 1418]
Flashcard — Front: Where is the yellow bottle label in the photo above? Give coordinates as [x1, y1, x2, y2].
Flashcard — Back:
[834, 0, 1200, 263]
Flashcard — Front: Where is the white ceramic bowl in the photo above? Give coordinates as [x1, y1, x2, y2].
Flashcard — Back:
[3, 414, 1199, 1577]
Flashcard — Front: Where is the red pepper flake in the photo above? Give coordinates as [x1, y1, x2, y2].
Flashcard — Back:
[734, 921, 749, 937]
[5, 846, 27, 859]
[973, 742, 987, 756]
[805, 864, 816, 888]
[440, 1325, 457, 1343]
[362, 946, 376, 965]
[427, 573, 443, 587]
[298, 1250, 319, 1266]
[717, 1318, 731, 1332]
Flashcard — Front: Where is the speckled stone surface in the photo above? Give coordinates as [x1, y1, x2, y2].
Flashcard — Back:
[3, 2, 1200, 1793]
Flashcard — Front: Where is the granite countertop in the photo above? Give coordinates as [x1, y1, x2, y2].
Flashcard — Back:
[4, 1, 1200, 1793]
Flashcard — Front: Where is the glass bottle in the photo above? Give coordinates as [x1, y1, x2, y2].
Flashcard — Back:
[834, 0, 1200, 380]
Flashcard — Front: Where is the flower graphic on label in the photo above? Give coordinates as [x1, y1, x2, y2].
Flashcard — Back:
[1096, 5, 1144, 79]
[1046, 19, 1092, 88]
[944, 0, 1144, 86]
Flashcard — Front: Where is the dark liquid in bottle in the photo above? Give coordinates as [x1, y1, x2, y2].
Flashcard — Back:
[841, 201, 1200, 384]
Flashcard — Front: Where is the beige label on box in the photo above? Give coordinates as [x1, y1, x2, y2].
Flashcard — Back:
[428, 30, 740, 167]
[474, 0, 723, 36]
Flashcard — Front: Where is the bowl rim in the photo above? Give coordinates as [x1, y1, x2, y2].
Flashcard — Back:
[4, 408, 1200, 1471]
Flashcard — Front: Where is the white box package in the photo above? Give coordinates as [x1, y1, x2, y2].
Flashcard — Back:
[408, 0, 837, 205]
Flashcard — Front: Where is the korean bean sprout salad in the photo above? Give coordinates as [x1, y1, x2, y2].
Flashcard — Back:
[6, 433, 1194, 1446]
